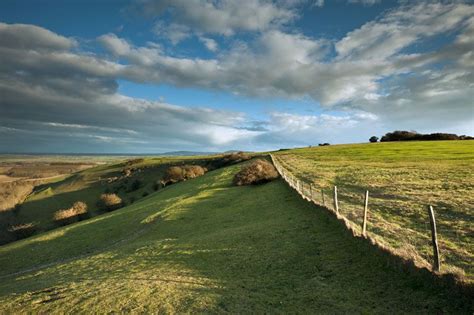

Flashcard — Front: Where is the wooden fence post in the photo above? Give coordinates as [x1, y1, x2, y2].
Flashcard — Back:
[428, 205, 441, 272]
[333, 186, 339, 213]
[362, 190, 369, 236]
[321, 189, 325, 206]
[309, 184, 313, 200]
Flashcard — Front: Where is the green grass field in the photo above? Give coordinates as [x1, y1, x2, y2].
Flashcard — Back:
[0, 162, 471, 313]
[274, 140, 474, 282]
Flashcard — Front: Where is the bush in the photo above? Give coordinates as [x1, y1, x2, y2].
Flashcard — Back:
[53, 201, 89, 225]
[379, 130, 472, 142]
[163, 165, 207, 185]
[369, 136, 379, 143]
[8, 222, 37, 240]
[97, 193, 123, 211]
[233, 159, 279, 186]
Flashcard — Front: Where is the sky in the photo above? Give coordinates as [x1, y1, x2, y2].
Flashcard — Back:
[0, 0, 473, 153]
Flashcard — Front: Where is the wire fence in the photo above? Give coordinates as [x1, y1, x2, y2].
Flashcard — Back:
[270, 154, 470, 278]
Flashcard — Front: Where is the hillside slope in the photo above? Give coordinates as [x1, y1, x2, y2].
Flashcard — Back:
[0, 163, 471, 313]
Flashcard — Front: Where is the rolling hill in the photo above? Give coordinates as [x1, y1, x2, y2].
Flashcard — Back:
[0, 161, 471, 313]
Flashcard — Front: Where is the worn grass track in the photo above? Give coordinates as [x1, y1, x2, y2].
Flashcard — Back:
[0, 163, 471, 313]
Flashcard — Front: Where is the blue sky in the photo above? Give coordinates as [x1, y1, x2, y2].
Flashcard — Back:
[0, 0, 473, 153]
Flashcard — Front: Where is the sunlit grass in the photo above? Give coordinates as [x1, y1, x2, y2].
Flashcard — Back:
[275, 140, 474, 281]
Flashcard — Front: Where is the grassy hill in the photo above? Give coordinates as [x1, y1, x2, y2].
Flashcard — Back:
[0, 162, 471, 313]
[0, 156, 226, 244]
[274, 140, 474, 282]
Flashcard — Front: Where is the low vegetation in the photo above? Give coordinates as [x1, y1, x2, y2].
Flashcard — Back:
[0, 164, 470, 312]
[97, 194, 123, 212]
[379, 130, 473, 142]
[163, 165, 207, 185]
[53, 201, 88, 226]
[233, 159, 279, 186]
[274, 140, 474, 282]
[7, 222, 37, 241]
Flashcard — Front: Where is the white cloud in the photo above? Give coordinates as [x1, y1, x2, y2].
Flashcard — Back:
[199, 37, 219, 52]
[152, 22, 190, 45]
[141, 0, 295, 34]
[97, 33, 131, 56]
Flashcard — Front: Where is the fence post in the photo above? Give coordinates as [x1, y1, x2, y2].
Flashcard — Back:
[309, 184, 313, 200]
[321, 189, 325, 206]
[428, 205, 441, 272]
[333, 186, 339, 214]
[362, 190, 369, 236]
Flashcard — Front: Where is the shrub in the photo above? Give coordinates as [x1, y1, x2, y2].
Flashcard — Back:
[233, 159, 279, 186]
[53, 201, 89, 225]
[8, 222, 37, 240]
[97, 193, 123, 211]
[164, 166, 185, 183]
[183, 165, 206, 178]
[369, 136, 379, 143]
[163, 165, 207, 185]
[379, 130, 471, 142]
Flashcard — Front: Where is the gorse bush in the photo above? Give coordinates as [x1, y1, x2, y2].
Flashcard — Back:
[53, 201, 88, 225]
[163, 165, 207, 185]
[233, 159, 279, 186]
[97, 193, 123, 211]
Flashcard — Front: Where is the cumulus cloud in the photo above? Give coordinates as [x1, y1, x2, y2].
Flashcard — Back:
[96, 3, 473, 114]
[0, 23, 261, 153]
[136, 0, 296, 43]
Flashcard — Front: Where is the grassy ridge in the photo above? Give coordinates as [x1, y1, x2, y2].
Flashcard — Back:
[0, 163, 471, 312]
[275, 140, 474, 281]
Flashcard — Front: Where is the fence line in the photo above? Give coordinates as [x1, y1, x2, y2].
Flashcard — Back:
[269, 153, 442, 273]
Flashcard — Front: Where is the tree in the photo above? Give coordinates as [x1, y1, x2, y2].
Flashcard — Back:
[369, 136, 379, 143]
